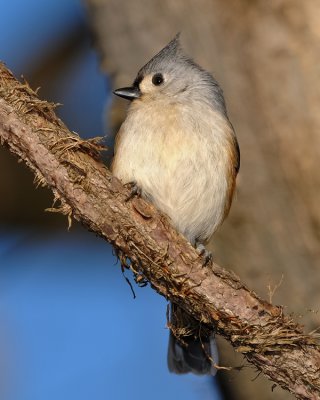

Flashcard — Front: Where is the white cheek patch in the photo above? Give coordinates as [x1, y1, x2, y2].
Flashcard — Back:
[139, 75, 153, 94]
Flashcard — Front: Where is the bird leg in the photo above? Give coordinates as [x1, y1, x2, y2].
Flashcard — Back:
[195, 241, 213, 266]
[124, 181, 142, 201]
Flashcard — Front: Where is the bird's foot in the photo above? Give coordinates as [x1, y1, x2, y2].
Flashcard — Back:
[196, 242, 213, 266]
[125, 181, 142, 202]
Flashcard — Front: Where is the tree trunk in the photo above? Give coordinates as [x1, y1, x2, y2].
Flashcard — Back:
[86, 1, 320, 399]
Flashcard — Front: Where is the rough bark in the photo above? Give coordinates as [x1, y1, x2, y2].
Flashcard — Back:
[0, 62, 320, 399]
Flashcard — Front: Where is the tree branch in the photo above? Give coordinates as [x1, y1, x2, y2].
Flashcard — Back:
[0, 63, 319, 399]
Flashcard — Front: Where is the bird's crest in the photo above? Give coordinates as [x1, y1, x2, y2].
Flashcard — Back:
[138, 33, 184, 76]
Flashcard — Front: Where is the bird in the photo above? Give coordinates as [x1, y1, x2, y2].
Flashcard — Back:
[111, 34, 240, 375]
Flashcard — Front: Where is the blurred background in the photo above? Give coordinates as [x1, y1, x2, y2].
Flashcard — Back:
[1, 1, 320, 399]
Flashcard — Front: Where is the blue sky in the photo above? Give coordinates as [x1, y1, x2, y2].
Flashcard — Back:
[0, 229, 221, 400]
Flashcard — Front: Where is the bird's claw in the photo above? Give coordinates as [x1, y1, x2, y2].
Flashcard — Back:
[196, 243, 213, 266]
[125, 181, 142, 202]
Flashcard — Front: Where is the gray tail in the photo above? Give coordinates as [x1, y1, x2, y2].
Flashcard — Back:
[167, 303, 218, 375]
[167, 332, 218, 375]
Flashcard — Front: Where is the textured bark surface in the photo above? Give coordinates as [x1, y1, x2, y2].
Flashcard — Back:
[85, 1, 320, 398]
[1, 63, 320, 399]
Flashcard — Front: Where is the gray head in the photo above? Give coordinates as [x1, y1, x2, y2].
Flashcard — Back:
[114, 34, 227, 115]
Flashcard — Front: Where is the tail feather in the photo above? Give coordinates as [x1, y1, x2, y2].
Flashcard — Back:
[168, 332, 218, 375]
[167, 302, 218, 375]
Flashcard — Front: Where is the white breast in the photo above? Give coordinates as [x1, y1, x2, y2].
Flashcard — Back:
[112, 99, 234, 245]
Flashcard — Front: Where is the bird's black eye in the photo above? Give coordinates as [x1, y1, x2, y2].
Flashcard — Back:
[152, 73, 164, 86]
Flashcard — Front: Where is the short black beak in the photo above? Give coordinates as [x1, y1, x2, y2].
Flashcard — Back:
[113, 86, 141, 101]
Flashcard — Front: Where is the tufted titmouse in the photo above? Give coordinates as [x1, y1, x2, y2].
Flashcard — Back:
[112, 34, 240, 375]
